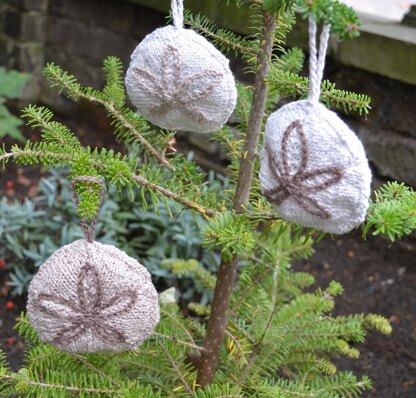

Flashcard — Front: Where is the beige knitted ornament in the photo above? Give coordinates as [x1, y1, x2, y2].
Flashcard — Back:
[27, 178, 160, 353]
[260, 18, 371, 234]
[125, 0, 237, 134]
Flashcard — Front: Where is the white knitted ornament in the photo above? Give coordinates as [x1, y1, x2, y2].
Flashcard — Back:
[125, 0, 237, 133]
[260, 18, 371, 234]
[27, 178, 160, 353]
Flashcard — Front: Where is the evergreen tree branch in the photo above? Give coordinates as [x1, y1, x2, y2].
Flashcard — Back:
[160, 307, 199, 347]
[0, 374, 120, 395]
[237, 304, 279, 385]
[105, 103, 175, 171]
[267, 68, 372, 115]
[1, 146, 219, 219]
[43, 63, 175, 171]
[159, 343, 195, 396]
[363, 181, 416, 240]
[184, 11, 259, 57]
[71, 354, 119, 386]
[133, 175, 220, 218]
[197, 10, 277, 387]
[153, 333, 205, 351]
[0, 146, 73, 167]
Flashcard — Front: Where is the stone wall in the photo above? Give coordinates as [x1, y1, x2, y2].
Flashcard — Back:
[327, 66, 416, 186]
[0, 0, 49, 97]
[0, 0, 415, 186]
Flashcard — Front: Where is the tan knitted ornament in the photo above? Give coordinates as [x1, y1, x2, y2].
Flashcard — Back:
[125, 0, 237, 134]
[260, 18, 371, 234]
[27, 178, 160, 353]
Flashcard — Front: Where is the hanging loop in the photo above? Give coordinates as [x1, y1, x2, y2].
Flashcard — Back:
[71, 176, 104, 243]
[171, 0, 184, 29]
[308, 16, 331, 104]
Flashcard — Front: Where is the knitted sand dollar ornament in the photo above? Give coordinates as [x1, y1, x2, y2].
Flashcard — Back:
[260, 18, 372, 234]
[27, 177, 160, 353]
[125, 0, 237, 133]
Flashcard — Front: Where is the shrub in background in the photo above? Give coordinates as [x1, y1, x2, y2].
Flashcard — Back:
[0, 168, 220, 300]
[0, 68, 30, 141]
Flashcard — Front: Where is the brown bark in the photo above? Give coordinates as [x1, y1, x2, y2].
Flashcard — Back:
[196, 11, 277, 387]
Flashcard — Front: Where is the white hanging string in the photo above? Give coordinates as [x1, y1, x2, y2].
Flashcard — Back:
[171, 0, 184, 29]
[308, 16, 331, 104]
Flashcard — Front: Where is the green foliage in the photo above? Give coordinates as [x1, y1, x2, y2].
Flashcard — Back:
[0, 2, 401, 396]
[0, 169, 126, 295]
[297, 0, 360, 39]
[0, 169, 220, 300]
[276, 47, 305, 74]
[183, 10, 259, 59]
[363, 182, 416, 241]
[267, 68, 372, 115]
[0, 222, 391, 397]
[22, 105, 81, 149]
[264, 0, 360, 39]
[203, 211, 256, 261]
[0, 68, 30, 141]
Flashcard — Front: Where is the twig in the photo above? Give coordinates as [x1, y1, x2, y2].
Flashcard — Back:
[160, 307, 198, 347]
[106, 104, 175, 171]
[0, 375, 119, 395]
[229, 257, 274, 319]
[46, 67, 175, 171]
[0, 150, 72, 165]
[133, 175, 220, 218]
[197, 10, 277, 387]
[160, 343, 195, 396]
[153, 332, 204, 352]
[185, 19, 258, 56]
[237, 305, 279, 385]
[0, 152, 16, 162]
[72, 354, 119, 386]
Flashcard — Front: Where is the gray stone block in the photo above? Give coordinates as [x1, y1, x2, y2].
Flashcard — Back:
[49, 0, 165, 37]
[45, 45, 104, 87]
[47, 17, 137, 67]
[8, 0, 49, 11]
[15, 42, 44, 72]
[4, 10, 46, 42]
[352, 122, 416, 187]
[0, 36, 15, 66]
[3, 10, 21, 38]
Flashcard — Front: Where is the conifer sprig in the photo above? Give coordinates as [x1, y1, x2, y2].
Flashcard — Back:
[43, 62, 174, 171]
[364, 182, 416, 240]
[264, 0, 360, 40]
[184, 11, 259, 57]
[267, 68, 372, 114]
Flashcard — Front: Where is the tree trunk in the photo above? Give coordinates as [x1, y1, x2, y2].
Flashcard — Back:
[196, 10, 277, 387]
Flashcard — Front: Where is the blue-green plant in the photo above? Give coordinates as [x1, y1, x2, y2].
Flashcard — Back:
[0, 68, 30, 141]
[0, 168, 220, 298]
[0, 169, 125, 294]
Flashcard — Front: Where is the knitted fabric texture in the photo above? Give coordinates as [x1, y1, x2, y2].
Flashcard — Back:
[260, 100, 372, 234]
[125, 25, 237, 133]
[27, 239, 160, 353]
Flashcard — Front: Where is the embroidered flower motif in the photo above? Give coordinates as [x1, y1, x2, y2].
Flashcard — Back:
[36, 262, 137, 345]
[264, 120, 344, 219]
[131, 44, 224, 123]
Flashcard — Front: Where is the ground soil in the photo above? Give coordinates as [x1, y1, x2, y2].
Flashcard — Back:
[295, 233, 416, 397]
[0, 111, 415, 397]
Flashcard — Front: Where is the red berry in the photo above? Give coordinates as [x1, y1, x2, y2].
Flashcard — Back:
[5, 180, 13, 190]
[0, 259, 5, 268]
[6, 338, 14, 346]
[6, 301, 14, 310]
